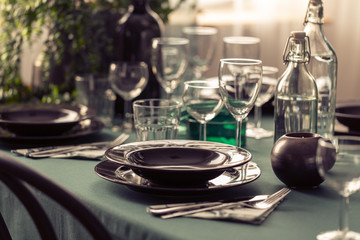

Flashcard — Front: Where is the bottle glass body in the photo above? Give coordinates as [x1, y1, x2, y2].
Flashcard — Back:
[114, 0, 164, 114]
[304, 0, 337, 138]
[274, 34, 318, 142]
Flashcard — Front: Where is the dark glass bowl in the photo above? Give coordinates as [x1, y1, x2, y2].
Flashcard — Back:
[271, 132, 335, 188]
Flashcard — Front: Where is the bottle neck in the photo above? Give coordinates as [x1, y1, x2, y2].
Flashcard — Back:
[304, 0, 324, 25]
[129, 0, 149, 13]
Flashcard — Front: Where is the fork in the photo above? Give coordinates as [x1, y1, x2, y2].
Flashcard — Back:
[159, 187, 291, 219]
[25, 133, 129, 158]
[240, 187, 291, 209]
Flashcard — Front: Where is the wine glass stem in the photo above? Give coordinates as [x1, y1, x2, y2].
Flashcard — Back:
[254, 105, 262, 129]
[339, 196, 350, 233]
[193, 69, 203, 80]
[235, 120, 242, 147]
[203, 122, 207, 141]
[199, 122, 207, 141]
[124, 100, 132, 124]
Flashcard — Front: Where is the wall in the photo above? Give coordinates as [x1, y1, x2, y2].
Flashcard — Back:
[168, 0, 360, 104]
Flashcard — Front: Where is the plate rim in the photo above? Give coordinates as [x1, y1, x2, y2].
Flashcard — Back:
[0, 118, 104, 141]
[0, 103, 93, 125]
[0, 103, 97, 137]
[94, 160, 261, 194]
[336, 104, 360, 119]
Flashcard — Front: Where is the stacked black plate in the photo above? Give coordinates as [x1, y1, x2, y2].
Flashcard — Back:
[336, 103, 360, 135]
[0, 103, 104, 141]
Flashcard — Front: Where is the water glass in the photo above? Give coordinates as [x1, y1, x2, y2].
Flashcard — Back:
[133, 99, 181, 141]
[75, 75, 116, 127]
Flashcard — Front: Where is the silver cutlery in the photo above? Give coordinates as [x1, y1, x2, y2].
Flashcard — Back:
[154, 187, 291, 219]
[148, 195, 269, 216]
[12, 133, 129, 158]
[240, 187, 291, 209]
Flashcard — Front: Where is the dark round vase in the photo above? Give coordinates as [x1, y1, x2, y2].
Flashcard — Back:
[271, 132, 324, 188]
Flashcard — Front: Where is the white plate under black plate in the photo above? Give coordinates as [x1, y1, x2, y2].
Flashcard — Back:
[0, 103, 94, 136]
[94, 160, 261, 195]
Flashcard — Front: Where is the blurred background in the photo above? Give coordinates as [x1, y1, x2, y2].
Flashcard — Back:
[18, 0, 360, 103]
[167, 0, 360, 104]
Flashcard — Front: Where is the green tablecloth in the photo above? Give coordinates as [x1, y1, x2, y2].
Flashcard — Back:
[1, 116, 359, 240]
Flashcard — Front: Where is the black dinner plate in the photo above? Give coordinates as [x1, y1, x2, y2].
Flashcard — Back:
[336, 103, 360, 132]
[0, 103, 94, 136]
[0, 118, 104, 142]
[94, 160, 261, 195]
[126, 147, 230, 185]
[104, 140, 252, 186]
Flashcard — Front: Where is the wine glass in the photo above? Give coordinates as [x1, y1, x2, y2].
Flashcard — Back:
[108, 61, 148, 130]
[316, 136, 360, 240]
[151, 37, 189, 99]
[246, 66, 279, 139]
[182, 26, 218, 79]
[223, 36, 262, 133]
[218, 58, 262, 147]
[223, 36, 261, 59]
[182, 80, 224, 141]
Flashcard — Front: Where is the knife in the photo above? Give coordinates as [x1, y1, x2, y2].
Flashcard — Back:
[157, 188, 290, 219]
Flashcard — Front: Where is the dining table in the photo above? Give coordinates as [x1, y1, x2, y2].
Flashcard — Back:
[0, 114, 359, 240]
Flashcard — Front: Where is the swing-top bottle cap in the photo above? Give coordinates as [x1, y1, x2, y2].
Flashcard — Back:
[291, 31, 306, 40]
[283, 31, 311, 63]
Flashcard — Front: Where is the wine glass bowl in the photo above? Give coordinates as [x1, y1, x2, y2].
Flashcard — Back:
[223, 36, 261, 59]
[182, 26, 218, 79]
[182, 80, 224, 141]
[218, 58, 262, 147]
[109, 62, 148, 101]
[316, 136, 360, 240]
[108, 61, 148, 129]
[254, 66, 279, 107]
[247, 66, 279, 139]
[151, 37, 189, 99]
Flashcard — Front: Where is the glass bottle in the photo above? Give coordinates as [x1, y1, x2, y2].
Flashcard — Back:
[303, 0, 337, 138]
[113, 0, 164, 114]
[274, 31, 318, 142]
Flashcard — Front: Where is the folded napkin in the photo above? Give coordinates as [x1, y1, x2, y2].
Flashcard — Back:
[12, 148, 105, 160]
[184, 202, 280, 224]
[12, 134, 129, 160]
